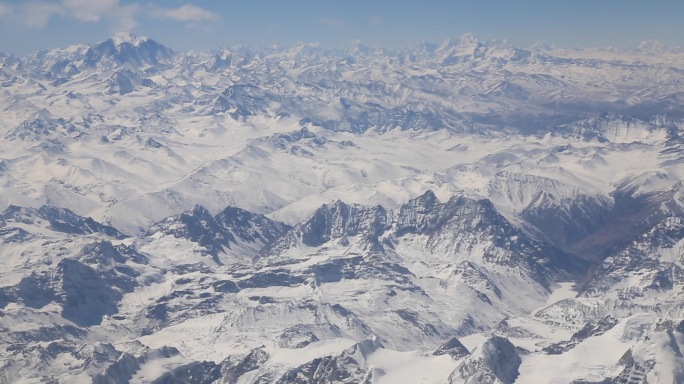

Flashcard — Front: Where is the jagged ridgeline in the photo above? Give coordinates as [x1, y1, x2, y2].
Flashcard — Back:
[1, 34, 684, 383]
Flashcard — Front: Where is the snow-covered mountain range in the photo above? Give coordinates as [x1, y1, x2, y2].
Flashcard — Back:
[1, 33, 683, 383]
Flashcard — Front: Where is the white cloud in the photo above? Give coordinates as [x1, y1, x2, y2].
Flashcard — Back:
[114, 4, 139, 32]
[0, 1, 219, 31]
[61, 0, 118, 22]
[22, 1, 65, 28]
[152, 4, 220, 23]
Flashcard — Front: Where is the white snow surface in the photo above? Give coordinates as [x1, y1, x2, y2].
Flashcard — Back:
[1, 34, 684, 383]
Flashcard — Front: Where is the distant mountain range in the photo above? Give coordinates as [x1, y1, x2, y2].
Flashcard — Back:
[0, 34, 683, 383]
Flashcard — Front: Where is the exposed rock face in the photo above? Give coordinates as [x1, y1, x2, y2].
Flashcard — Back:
[2, 257, 128, 326]
[5, 114, 77, 141]
[262, 199, 391, 258]
[56, 259, 124, 326]
[610, 323, 684, 384]
[2, 191, 681, 383]
[450, 336, 521, 384]
[300, 200, 388, 247]
[146, 205, 236, 256]
[543, 316, 619, 354]
[147, 204, 291, 258]
[78, 241, 149, 266]
[396, 191, 586, 287]
[275, 338, 381, 384]
[83, 35, 174, 69]
[92, 346, 220, 384]
[396, 190, 443, 235]
[215, 206, 291, 246]
[219, 348, 270, 383]
[150, 361, 222, 384]
[433, 337, 470, 359]
[277, 325, 320, 349]
[1, 205, 126, 239]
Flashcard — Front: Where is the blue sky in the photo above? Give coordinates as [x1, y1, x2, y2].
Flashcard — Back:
[0, 0, 682, 54]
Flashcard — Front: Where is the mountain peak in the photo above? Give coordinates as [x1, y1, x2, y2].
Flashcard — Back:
[637, 40, 666, 54]
[83, 33, 173, 68]
[437, 33, 482, 52]
[347, 40, 379, 56]
[436, 37, 458, 52]
[458, 32, 481, 47]
[411, 190, 440, 211]
[111, 32, 147, 47]
[190, 204, 213, 217]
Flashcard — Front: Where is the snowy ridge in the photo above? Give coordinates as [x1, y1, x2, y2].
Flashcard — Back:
[1, 35, 684, 383]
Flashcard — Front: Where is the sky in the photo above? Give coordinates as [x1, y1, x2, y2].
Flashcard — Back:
[0, 0, 683, 54]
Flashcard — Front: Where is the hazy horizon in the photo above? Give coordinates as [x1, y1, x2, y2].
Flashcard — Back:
[1, 0, 683, 55]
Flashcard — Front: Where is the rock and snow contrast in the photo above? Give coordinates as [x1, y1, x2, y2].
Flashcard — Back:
[1, 33, 684, 383]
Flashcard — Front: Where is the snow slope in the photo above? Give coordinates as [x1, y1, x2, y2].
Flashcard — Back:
[1, 34, 684, 383]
